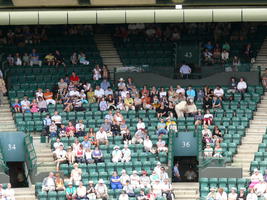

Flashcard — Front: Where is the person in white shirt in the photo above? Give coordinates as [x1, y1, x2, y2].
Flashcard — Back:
[249, 169, 263, 188]
[213, 86, 224, 98]
[96, 127, 108, 145]
[119, 190, 129, 200]
[75, 120, 85, 137]
[179, 63, 191, 79]
[53, 138, 63, 150]
[237, 78, 247, 93]
[221, 49, 229, 63]
[95, 179, 108, 200]
[130, 170, 140, 189]
[152, 179, 162, 197]
[55, 145, 67, 171]
[215, 188, 227, 200]
[120, 170, 130, 186]
[3, 183, 15, 200]
[42, 172, 55, 192]
[161, 179, 174, 200]
[112, 146, 122, 163]
[69, 87, 80, 97]
[51, 111, 62, 127]
[254, 179, 266, 197]
[143, 136, 153, 152]
[159, 167, 169, 182]
[70, 163, 82, 185]
[176, 85, 185, 95]
[154, 162, 162, 176]
[137, 118, 145, 130]
[21, 96, 31, 112]
[94, 85, 105, 101]
[228, 187, 238, 200]
[121, 145, 131, 162]
[76, 182, 87, 199]
[140, 171, 151, 189]
[36, 88, 44, 99]
[246, 188, 258, 200]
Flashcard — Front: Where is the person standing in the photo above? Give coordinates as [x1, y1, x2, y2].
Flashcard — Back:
[0, 76, 7, 106]
[179, 63, 191, 79]
[173, 162, 181, 182]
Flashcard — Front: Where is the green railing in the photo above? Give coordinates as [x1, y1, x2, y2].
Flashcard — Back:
[24, 134, 38, 176]
[168, 130, 176, 178]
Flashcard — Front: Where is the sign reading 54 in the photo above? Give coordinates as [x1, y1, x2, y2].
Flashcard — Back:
[8, 144, 16, 151]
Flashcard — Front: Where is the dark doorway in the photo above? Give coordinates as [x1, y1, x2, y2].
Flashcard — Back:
[6, 162, 28, 188]
[173, 156, 198, 182]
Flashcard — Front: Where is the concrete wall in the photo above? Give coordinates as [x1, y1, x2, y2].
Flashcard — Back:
[116, 71, 260, 87]
[199, 167, 243, 178]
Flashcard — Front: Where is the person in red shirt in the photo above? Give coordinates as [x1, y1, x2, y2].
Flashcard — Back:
[70, 72, 80, 85]
[141, 93, 152, 110]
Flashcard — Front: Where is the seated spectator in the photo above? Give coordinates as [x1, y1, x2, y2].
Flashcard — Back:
[175, 100, 188, 118]
[64, 96, 74, 112]
[12, 99, 21, 113]
[100, 79, 111, 91]
[120, 169, 130, 186]
[124, 93, 135, 111]
[237, 188, 246, 199]
[54, 144, 67, 171]
[249, 169, 263, 188]
[86, 181, 96, 199]
[42, 172, 55, 192]
[81, 136, 91, 149]
[14, 53, 22, 66]
[185, 98, 197, 117]
[121, 144, 131, 162]
[106, 95, 116, 110]
[70, 163, 82, 185]
[76, 120, 85, 137]
[70, 52, 78, 65]
[30, 49, 42, 66]
[66, 121, 76, 137]
[93, 65, 102, 80]
[157, 136, 168, 152]
[87, 88, 96, 104]
[21, 96, 31, 113]
[157, 118, 168, 136]
[37, 97, 48, 112]
[55, 173, 65, 191]
[75, 144, 85, 163]
[161, 178, 175, 200]
[212, 96, 222, 109]
[54, 50, 66, 67]
[132, 127, 146, 144]
[141, 93, 152, 110]
[221, 49, 229, 64]
[186, 86, 196, 100]
[246, 188, 257, 200]
[130, 170, 140, 189]
[70, 72, 80, 85]
[254, 179, 267, 197]
[144, 135, 153, 153]
[204, 143, 213, 158]
[66, 182, 77, 200]
[228, 77, 237, 93]
[3, 183, 15, 200]
[95, 179, 108, 200]
[84, 148, 93, 164]
[44, 53, 55, 66]
[122, 129, 132, 145]
[215, 188, 227, 200]
[113, 110, 124, 126]
[76, 182, 87, 200]
[66, 146, 75, 165]
[152, 179, 162, 197]
[165, 117, 178, 132]
[213, 144, 223, 158]
[157, 103, 167, 118]
[51, 111, 62, 127]
[87, 128, 97, 146]
[123, 180, 135, 198]
[194, 110, 203, 127]
[73, 96, 85, 112]
[184, 168, 197, 182]
[99, 97, 108, 111]
[232, 56, 240, 72]
[203, 48, 213, 65]
[110, 171, 123, 189]
[179, 63, 191, 79]
[150, 170, 160, 184]
[44, 89, 56, 105]
[22, 53, 30, 65]
[203, 110, 213, 126]
[140, 170, 151, 189]
[206, 187, 217, 200]
[49, 121, 58, 138]
[227, 187, 237, 200]
[213, 86, 224, 99]
[59, 124, 67, 138]
[7, 54, 14, 65]
[92, 146, 104, 163]
[96, 127, 108, 145]
[36, 88, 44, 99]
[237, 77, 247, 93]
[119, 190, 129, 200]
[203, 96, 212, 111]
[78, 52, 89, 65]
[43, 114, 52, 136]
[112, 145, 122, 163]
[94, 85, 104, 102]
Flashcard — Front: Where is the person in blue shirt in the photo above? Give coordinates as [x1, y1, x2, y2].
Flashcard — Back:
[100, 79, 111, 91]
[110, 171, 123, 189]
[81, 136, 91, 149]
[186, 86, 196, 100]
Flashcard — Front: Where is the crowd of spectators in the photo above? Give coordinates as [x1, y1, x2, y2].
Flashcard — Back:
[0, 183, 15, 200]
[42, 162, 175, 200]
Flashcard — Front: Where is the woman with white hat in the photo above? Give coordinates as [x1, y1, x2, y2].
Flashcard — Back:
[228, 187, 238, 200]
[112, 145, 122, 163]
[130, 170, 140, 189]
[95, 179, 108, 200]
[86, 180, 96, 200]
[70, 163, 82, 185]
[121, 145, 131, 162]
[249, 169, 263, 188]
[215, 187, 227, 200]
[206, 187, 216, 200]
[120, 169, 130, 186]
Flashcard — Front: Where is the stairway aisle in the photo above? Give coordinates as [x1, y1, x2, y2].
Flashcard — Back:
[95, 34, 123, 71]
[172, 182, 199, 200]
[32, 136, 56, 174]
[252, 37, 267, 72]
[231, 92, 267, 178]
[0, 96, 17, 132]
[14, 186, 35, 200]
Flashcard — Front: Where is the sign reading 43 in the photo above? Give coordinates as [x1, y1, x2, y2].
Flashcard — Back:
[8, 144, 16, 151]
[184, 52, 192, 58]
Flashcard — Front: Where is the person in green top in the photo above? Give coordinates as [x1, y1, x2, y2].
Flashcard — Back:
[66, 182, 77, 200]
[222, 41, 230, 52]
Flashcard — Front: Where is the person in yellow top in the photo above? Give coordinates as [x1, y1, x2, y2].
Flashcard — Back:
[124, 93, 135, 111]
[44, 53, 55, 66]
